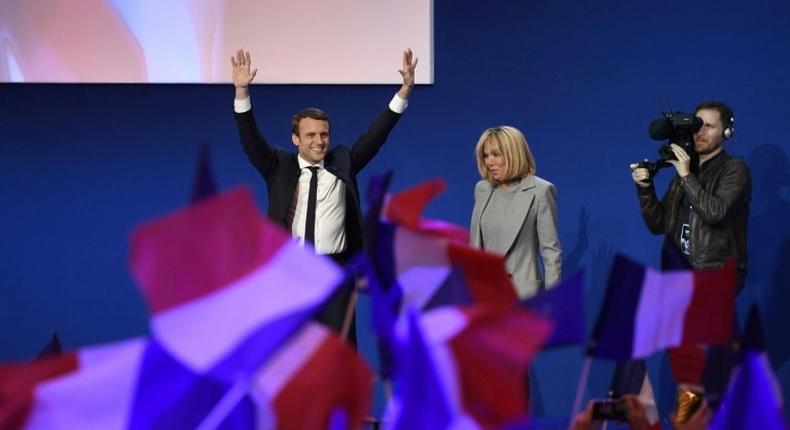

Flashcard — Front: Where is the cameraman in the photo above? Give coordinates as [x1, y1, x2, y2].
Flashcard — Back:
[629, 101, 751, 294]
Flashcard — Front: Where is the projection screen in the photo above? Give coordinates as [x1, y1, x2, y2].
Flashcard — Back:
[0, 0, 433, 84]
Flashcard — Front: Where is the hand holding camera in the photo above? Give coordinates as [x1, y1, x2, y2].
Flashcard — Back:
[665, 144, 692, 177]
[630, 160, 654, 188]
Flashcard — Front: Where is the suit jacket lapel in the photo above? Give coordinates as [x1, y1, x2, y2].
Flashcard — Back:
[493, 176, 537, 256]
[323, 149, 347, 182]
[471, 182, 493, 248]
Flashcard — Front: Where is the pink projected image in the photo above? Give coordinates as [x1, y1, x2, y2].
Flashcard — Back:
[0, 0, 433, 84]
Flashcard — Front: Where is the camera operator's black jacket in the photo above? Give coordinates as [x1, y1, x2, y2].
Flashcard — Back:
[636, 151, 751, 290]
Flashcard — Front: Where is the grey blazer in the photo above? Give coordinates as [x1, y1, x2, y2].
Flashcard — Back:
[470, 175, 562, 298]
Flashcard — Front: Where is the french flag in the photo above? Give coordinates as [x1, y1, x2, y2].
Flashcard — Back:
[385, 306, 552, 429]
[382, 176, 468, 243]
[588, 254, 735, 361]
[364, 175, 518, 317]
[0, 337, 156, 430]
[360, 174, 520, 386]
[710, 306, 788, 430]
[129, 187, 344, 382]
[521, 270, 586, 348]
[384, 227, 518, 314]
[0, 187, 345, 429]
[251, 322, 374, 430]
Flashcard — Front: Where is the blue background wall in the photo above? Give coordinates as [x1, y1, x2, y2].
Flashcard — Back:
[2, 0, 789, 421]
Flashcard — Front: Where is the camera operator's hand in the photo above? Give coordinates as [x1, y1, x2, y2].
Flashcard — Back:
[666, 143, 691, 177]
[629, 163, 652, 188]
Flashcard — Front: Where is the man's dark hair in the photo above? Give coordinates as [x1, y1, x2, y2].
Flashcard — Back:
[694, 101, 734, 130]
[291, 108, 330, 135]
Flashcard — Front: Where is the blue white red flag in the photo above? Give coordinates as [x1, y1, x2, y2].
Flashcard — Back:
[364, 176, 518, 317]
[385, 306, 552, 429]
[0, 187, 346, 429]
[709, 306, 788, 430]
[588, 254, 735, 360]
[521, 270, 586, 348]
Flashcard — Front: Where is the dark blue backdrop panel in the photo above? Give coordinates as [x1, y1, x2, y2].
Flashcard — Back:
[2, 0, 789, 420]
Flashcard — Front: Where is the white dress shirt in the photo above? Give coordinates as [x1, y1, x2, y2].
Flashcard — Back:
[292, 156, 347, 254]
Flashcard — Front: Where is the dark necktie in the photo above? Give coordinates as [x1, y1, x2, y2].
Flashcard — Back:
[304, 166, 319, 245]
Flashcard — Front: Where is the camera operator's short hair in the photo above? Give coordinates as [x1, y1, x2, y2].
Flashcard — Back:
[291, 108, 330, 135]
[475, 126, 536, 183]
[695, 101, 734, 130]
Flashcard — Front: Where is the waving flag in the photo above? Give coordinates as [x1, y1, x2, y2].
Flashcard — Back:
[130, 187, 346, 428]
[0, 338, 152, 430]
[386, 306, 552, 429]
[384, 312, 454, 430]
[382, 178, 468, 243]
[389, 227, 518, 314]
[129, 187, 343, 379]
[709, 306, 788, 430]
[364, 175, 517, 317]
[0, 187, 345, 429]
[251, 322, 373, 430]
[360, 174, 520, 388]
[588, 254, 735, 360]
[522, 270, 586, 348]
[0, 350, 79, 428]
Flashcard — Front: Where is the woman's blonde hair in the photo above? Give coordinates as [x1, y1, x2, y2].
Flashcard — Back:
[475, 125, 536, 183]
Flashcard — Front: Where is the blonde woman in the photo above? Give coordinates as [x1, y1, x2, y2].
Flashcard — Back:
[469, 126, 562, 299]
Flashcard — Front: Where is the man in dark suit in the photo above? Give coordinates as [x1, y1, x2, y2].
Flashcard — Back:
[231, 49, 417, 344]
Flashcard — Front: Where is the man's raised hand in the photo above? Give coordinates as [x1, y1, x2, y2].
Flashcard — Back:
[231, 49, 258, 89]
[397, 48, 418, 99]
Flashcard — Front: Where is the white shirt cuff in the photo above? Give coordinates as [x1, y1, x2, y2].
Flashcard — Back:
[388, 93, 408, 114]
[234, 97, 252, 113]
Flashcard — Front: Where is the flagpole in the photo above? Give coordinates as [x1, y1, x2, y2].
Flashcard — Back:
[195, 377, 251, 430]
[570, 356, 592, 427]
[340, 274, 364, 341]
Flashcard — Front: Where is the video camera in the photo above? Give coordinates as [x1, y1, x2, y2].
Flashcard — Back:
[638, 111, 703, 176]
